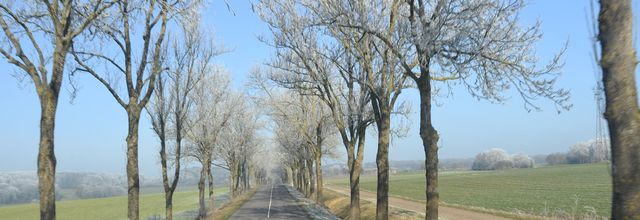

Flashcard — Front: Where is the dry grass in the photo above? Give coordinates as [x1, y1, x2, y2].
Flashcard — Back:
[322, 189, 422, 220]
[206, 187, 260, 220]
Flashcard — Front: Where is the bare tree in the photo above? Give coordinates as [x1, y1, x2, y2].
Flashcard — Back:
[69, 0, 184, 219]
[146, 15, 215, 219]
[185, 68, 235, 219]
[397, 1, 570, 218]
[254, 1, 374, 217]
[251, 70, 336, 201]
[313, 0, 570, 219]
[597, 0, 640, 218]
[216, 95, 262, 198]
[315, 2, 411, 218]
[0, 1, 112, 219]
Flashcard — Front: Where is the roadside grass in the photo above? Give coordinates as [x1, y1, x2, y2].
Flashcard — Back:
[323, 189, 423, 220]
[0, 187, 229, 220]
[326, 163, 611, 218]
[208, 187, 260, 220]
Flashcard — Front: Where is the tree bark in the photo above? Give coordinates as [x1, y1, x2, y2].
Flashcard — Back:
[292, 166, 297, 189]
[159, 132, 175, 220]
[598, 1, 640, 219]
[302, 159, 309, 195]
[197, 157, 209, 219]
[126, 109, 141, 220]
[301, 160, 308, 196]
[235, 160, 242, 196]
[38, 93, 58, 220]
[315, 123, 324, 202]
[166, 113, 183, 220]
[229, 160, 237, 198]
[376, 111, 391, 220]
[207, 165, 214, 219]
[165, 191, 173, 220]
[417, 78, 439, 220]
[349, 128, 366, 220]
[314, 149, 323, 202]
[307, 158, 315, 198]
[36, 38, 69, 220]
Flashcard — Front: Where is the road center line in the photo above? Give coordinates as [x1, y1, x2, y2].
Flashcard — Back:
[267, 184, 274, 218]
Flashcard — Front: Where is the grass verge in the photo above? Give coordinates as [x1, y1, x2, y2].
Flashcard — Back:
[322, 189, 423, 220]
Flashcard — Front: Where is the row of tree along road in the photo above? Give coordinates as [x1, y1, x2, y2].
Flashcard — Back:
[0, 1, 267, 220]
[1, 0, 639, 220]
[252, 0, 639, 219]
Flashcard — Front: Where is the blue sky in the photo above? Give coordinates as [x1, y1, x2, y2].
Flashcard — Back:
[0, 0, 638, 176]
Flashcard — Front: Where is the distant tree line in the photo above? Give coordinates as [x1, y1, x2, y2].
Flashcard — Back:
[472, 149, 535, 171]
[546, 139, 610, 165]
[0, 172, 180, 205]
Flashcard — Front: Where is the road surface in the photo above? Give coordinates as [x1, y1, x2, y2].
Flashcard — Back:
[229, 184, 309, 220]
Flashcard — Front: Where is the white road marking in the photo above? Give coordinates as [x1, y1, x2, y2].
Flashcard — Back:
[267, 184, 274, 218]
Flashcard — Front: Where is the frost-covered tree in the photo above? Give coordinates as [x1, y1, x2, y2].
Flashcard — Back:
[472, 148, 511, 170]
[511, 154, 534, 169]
[472, 149, 534, 170]
[253, 1, 375, 215]
[145, 11, 218, 219]
[0, 1, 113, 218]
[289, 0, 570, 218]
[216, 94, 262, 198]
[70, 0, 179, 218]
[566, 139, 610, 164]
[184, 68, 236, 219]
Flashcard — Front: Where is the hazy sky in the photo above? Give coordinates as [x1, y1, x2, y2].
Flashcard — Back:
[1, 0, 639, 177]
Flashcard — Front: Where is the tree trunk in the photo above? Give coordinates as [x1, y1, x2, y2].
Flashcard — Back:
[314, 149, 323, 202]
[598, 1, 640, 219]
[287, 167, 293, 186]
[315, 124, 324, 202]
[207, 165, 214, 219]
[295, 162, 301, 191]
[165, 119, 182, 220]
[197, 158, 208, 219]
[38, 93, 58, 220]
[235, 160, 242, 196]
[126, 109, 141, 220]
[301, 160, 308, 196]
[376, 111, 391, 220]
[160, 139, 175, 220]
[245, 161, 250, 190]
[229, 160, 236, 198]
[158, 116, 175, 220]
[37, 42, 67, 220]
[418, 79, 440, 220]
[349, 129, 366, 220]
[302, 160, 309, 195]
[307, 158, 315, 198]
[292, 167, 297, 189]
[165, 191, 174, 220]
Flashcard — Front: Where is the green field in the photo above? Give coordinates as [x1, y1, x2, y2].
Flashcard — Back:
[0, 187, 229, 220]
[327, 163, 612, 218]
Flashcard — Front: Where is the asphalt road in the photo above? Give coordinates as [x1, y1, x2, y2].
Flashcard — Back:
[229, 184, 309, 220]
